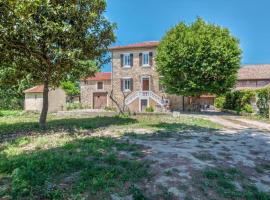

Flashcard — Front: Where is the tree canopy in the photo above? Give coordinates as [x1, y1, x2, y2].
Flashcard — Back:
[0, 0, 115, 127]
[156, 18, 242, 97]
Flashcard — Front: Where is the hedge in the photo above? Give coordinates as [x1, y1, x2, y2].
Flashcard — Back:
[215, 88, 269, 117]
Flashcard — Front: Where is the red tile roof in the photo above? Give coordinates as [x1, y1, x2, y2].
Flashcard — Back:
[24, 85, 44, 93]
[110, 41, 160, 50]
[85, 72, 112, 81]
[238, 64, 270, 80]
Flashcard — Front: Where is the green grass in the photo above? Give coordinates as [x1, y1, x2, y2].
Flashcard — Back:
[0, 111, 223, 199]
[196, 167, 270, 199]
[0, 136, 151, 199]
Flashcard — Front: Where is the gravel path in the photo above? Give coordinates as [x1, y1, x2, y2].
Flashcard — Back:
[128, 113, 270, 199]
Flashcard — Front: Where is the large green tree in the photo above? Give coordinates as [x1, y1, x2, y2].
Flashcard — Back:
[0, 0, 115, 127]
[156, 18, 242, 99]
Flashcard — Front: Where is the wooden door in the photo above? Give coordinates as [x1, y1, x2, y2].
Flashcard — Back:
[142, 78, 149, 91]
[93, 92, 107, 109]
[141, 99, 148, 111]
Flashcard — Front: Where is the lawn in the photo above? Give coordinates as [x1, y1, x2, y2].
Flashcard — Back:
[0, 111, 269, 199]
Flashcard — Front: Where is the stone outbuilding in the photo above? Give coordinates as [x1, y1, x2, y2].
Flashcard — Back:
[24, 85, 66, 112]
[80, 72, 113, 109]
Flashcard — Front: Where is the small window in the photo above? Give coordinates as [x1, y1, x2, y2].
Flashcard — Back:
[97, 82, 103, 90]
[143, 52, 149, 66]
[123, 54, 131, 67]
[124, 79, 131, 91]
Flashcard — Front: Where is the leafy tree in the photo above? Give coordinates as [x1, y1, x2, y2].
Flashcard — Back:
[0, 0, 115, 127]
[60, 81, 80, 102]
[0, 66, 34, 109]
[156, 18, 242, 101]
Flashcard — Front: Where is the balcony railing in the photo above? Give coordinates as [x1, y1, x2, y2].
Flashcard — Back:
[125, 91, 166, 106]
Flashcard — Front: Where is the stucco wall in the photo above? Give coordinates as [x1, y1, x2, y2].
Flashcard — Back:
[24, 93, 43, 111]
[24, 88, 66, 112]
[48, 88, 66, 112]
[81, 80, 112, 108]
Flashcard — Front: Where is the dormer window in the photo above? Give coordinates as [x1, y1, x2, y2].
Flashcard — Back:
[123, 53, 131, 67]
[143, 52, 150, 66]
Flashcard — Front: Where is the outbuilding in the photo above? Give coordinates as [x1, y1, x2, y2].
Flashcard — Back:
[24, 85, 66, 112]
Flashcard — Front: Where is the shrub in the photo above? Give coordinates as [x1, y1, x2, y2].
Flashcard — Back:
[66, 102, 84, 110]
[222, 90, 256, 113]
[242, 104, 253, 113]
[257, 87, 269, 118]
[145, 106, 154, 112]
[104, 106, 117, 112]
[214, 96, 226, 109]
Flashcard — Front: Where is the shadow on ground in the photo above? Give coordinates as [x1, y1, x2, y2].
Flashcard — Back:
[0, 116, 137, 142]
[0, 136, 150, 199]
[124, 122, 219, 140]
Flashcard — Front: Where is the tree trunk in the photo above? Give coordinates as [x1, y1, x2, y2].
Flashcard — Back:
[39, 81, 49, 129]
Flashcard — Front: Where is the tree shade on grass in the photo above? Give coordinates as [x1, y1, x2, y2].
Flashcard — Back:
[156, 18, 242, 98]
[0, 0, 115, 127]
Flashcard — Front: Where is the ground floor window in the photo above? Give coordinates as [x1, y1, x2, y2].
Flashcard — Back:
[124, 79, 130, 91]
[97, 81, 103, 90]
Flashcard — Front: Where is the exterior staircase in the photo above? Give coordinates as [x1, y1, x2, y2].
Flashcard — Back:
[125, 91, 166, 106]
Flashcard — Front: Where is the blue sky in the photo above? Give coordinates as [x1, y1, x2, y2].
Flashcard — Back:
[102, 0, 270, 71]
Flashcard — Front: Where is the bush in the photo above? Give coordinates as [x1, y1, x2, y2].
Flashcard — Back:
[214, 96, 226, 109]
[66, 102, 84, 110]
[222, 90, 256, 113]
[242, 104, 253, 113]
[104, 106, 117, 112]
[257, 88, 269, 118]
[145, 106, 154, 112]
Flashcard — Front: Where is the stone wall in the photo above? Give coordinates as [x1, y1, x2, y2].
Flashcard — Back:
[81, 80, 112, 108]
[111, 48, 184, 112]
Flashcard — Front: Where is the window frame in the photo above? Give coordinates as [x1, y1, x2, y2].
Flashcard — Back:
[122, 77, 131, 92]
[123, 53, 131, 68]
[142, 52, 150, 67]
[97, 81, 104, 90]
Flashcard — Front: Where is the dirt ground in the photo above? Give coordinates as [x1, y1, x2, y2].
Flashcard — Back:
[115, 113, 270, 199]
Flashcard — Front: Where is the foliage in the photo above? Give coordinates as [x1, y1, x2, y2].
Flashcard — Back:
[0, 71, 34, 109]
[214, 96, 226, 109]
[145, 106, 154, 112]
[104, 106, 117, 112]
[66, 102, 84, 110]
[257, 87, 270, 118]
[242, 104, 254, 113]
[60, 81, 80, 97]
[220, 90, 256, 113]
[0, 0, 115, 125]
[156, 18, 242, 97]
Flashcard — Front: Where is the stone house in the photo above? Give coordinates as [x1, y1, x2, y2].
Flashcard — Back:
[81, 42, 189, 112]
[81, 42, 270, 112]
[80, 72, 113, 109]
[236, 64, 270, 90]
[24, 85, 66, 112]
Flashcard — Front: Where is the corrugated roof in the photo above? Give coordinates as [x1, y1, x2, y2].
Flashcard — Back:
[110, 41, 160, 50]
[85, 72, 112, 81]
[24, 85, 44, 93]
[238, 64, 270, 80]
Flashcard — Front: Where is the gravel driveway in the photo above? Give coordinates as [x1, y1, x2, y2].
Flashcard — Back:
[127, 113, 270, 199]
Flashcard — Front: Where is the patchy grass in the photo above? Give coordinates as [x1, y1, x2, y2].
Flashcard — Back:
[195, 167, 270, 199]
[0, 111, 224, 199]
[0, 135, 150, 199]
